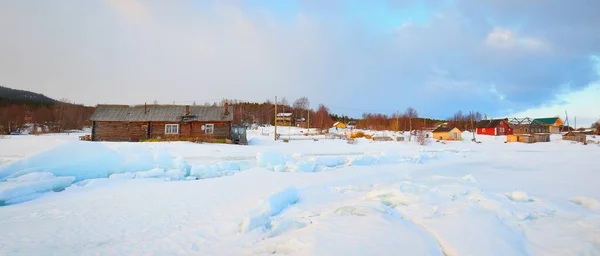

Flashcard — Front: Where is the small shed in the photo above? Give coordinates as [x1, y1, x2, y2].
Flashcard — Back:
[432, 126, 462, 141]
[333, 122, 347, 129]
[562, 132, 587, 143]
[275, 113, 293, 126]
[533, 134, 550, 143]
[507, 134, 549, 143]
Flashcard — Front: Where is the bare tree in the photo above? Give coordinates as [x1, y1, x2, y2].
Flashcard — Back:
[293, 97, 310, 110]
[314, 104, 333, 131]
[405, 107, 418, 141]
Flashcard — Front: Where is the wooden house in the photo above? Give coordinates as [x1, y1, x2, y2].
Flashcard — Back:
[432, 126, 462, 141]
[532, 117, 563, 134]
[89, 104, 233, 142]
[275, 113, 293, 126]
[475, 118, 513, 136]
[333, 122, 347, 129]
[562, 132, 587, 143]
[295, 117, 307, 128]
[509, 117, 549, 134]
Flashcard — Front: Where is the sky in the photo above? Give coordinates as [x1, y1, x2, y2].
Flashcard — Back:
[1, 0, 599, 125]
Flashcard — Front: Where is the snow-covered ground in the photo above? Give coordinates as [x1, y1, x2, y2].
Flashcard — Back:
[1, 128, 599, 255]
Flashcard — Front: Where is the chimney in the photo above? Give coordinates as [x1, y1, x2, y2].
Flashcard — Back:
[223, 102, 229, 116]
[185, 105, 190, 116]
[144, 102, 147, 114]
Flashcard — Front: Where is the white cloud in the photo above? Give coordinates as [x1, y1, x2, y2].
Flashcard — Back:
[485, 27, 549, 52]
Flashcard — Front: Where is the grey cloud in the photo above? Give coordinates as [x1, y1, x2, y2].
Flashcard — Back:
[0, 0, 598, 119]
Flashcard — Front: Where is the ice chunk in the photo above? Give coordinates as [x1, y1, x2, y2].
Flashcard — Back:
[506, 191, 533, 202]
[108, 172, 135, 180]
[189, 162, 244, 179]
[0, 172, 75, 205]
[0, 142, 193, 182]
[286, 161, 316, 172]
[134, 168, 165, 179]
[257, 151, 287, 170]
[240, 187, 300, 232]
[164, 169, 186, 181]
[0, 142, 122, 181]
[311, 156, 346, 168]
[348, 155, 378, 166]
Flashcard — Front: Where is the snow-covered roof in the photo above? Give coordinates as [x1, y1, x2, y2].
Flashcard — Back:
[276, 113, 293, 117]
[90, 105, 233, 122]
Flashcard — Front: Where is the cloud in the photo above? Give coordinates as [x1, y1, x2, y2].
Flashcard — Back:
[511, 56, 600, 126]
[0, 0, 599, 120]
[106, 0, 150, 22]
[485, 27, 549, 52]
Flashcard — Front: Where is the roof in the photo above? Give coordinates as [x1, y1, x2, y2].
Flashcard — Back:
[563, 132, 586, 136]
[532, 117, 560, 125]
[433, 126, 460, 133]
[276, 113, 293, 117]
[475, 119, 506, 128]
[90, 105, 233, 122]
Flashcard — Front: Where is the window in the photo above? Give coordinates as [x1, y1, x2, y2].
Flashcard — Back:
[165, 124, 179, 134]
[482, 128, 486, 132]
[205, 124, 214, 134]
[452, 132, 458, 138]
[499, 127, 504, 133]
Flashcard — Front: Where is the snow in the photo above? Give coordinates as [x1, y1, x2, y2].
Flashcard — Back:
[1, 129, 600, 255]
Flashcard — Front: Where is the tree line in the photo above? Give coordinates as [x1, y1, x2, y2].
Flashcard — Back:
[224, 97, 336, 129]
[0, 100, 94, 135]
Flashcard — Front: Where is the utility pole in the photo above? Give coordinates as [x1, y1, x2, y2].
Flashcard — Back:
[307, 104, 310, 134]
[396, 110, 399, 133]
[470, 111, 476, 142]
[274, 96, 278, 141]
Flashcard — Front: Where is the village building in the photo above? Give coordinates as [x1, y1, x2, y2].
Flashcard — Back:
[295, 117, 307, 128]
[562, 132, 587, 143]
[89, 104, 233, 142]
[432, 126, 462, 141]
[333, 122, 347, 129]
[508, 118, 549, 134]
[532, 117, 563, 134]
[275, 113, 293, 126]
[475, 118, 513, 136]
[347, 120, 358, 129]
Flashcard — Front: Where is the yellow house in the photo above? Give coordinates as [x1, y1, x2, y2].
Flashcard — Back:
[333, 122, 347, 129]
[532, 117, 563, 134]
[432, 126, 462, 141]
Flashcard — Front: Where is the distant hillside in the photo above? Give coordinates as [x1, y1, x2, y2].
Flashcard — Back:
[0, 86, 57, 106]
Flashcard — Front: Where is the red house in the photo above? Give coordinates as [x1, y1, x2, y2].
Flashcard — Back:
[476, 118, 513, 136]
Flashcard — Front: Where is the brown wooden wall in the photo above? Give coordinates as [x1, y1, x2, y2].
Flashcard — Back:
[93, 121, 149, 141]
[92, 121, 231, 141]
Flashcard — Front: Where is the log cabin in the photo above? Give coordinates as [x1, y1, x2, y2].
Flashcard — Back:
[89, 104, 233, 142]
